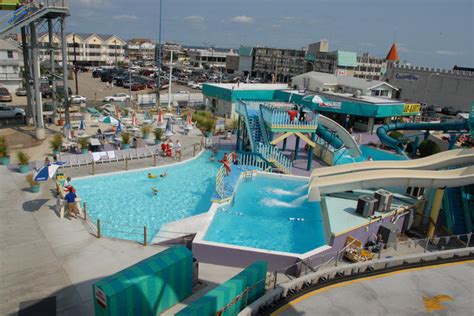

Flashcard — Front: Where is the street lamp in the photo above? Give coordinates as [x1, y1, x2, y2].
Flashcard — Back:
[156, 0, 163, 108]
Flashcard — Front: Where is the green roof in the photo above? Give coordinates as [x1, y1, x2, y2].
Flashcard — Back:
[238, 46, 253, 57]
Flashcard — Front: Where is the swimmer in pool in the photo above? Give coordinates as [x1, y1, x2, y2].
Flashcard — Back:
[151, 187, 159, 195]
[148, 173, 157, 178]
[160, 170, 168, 178]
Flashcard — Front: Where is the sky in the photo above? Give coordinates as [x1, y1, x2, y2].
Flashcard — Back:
[69, 0, 473, 68]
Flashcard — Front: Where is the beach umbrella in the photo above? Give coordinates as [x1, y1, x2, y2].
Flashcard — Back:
[185, 110, 193, 129]
[157, 109, 163, 123]
[79, 118, 86, 130]
[116, 120, 122, 132]
[115, 107, 121, 120]
[100, 116, 119, 124]
[164, 118, 173, 136]
[144, 111, 152, 120]
[132, 113, 137, 126]
[33, 162, 65, 182]
[64, 124, 72, 140]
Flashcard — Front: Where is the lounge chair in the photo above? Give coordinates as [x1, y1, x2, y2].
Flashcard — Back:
[92, 152, 102, 163]
[107, 151, 116, 163]
[69, 155, 79, 167]
[129, 148, 138, 160]
[115, 150, 125, 161]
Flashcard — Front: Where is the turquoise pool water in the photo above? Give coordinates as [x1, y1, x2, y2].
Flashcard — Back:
[74, 151, 220, 242]
[204, 175, 327, 254]
[335, 145, 407, 165]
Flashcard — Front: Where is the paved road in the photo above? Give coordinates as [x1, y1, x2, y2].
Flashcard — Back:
[273, 261, 474, 316]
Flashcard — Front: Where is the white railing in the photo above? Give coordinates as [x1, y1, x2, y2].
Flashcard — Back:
[238, 152, 272, 171]
[257, 143, 292, 174]
[215, 152, 234, 199]
[261, 104, 319, 130]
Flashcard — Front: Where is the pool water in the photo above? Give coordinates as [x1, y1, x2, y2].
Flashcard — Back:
[74, 151, 220, 242]
[204, 175, 327, 254]
[335, 145, 407, 165]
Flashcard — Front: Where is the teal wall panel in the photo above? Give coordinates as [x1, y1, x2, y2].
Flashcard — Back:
[93, 246, 192, 316]
[176, 261, 268, 316]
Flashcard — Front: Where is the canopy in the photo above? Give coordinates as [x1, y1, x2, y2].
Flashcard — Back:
[100, 116, 119, 124]
[33, 162, 65, 182]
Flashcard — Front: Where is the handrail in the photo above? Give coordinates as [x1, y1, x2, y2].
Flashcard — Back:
[256, 143, 292, 174]
[261, 104, 318, 130]
[236, 100, 257, 152]
[258, 105, 270, 144]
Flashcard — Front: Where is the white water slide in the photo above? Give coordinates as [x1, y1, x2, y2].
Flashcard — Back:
[308, 166, 474, 202]
[318, 114, 363, 158]
[310, 149, 474, 181]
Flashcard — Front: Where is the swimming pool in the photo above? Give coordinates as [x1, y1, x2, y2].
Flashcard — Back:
[335, 145, 407, 165]
[74, 151, 220, 242]
[204, 175, 327, 254]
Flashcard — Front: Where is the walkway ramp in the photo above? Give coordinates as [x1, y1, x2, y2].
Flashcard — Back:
[318, 114, 362, 158]
[311, 149, 474, 180]
[308, 166, 474, 202]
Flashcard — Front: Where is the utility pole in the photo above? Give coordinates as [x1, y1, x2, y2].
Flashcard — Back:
[114, 39, 118, 67]
[73, 34, 79, 94]
[156, 0, 163, 109]
[168, 50, 174, 111]
[60, 17, 70, 125]
[48, 19, 57, 114]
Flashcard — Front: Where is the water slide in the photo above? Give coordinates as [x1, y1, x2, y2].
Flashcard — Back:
[317, 115, 363, 158]
[308, 166, 474, 202]
[310, 148, 474, 180]
[377, 120, 470, 154]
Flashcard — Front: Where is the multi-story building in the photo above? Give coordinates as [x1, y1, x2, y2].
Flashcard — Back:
[354, 53, 387, 80]
[188, 48, 236, 71]
[161, 41, 186, 62]
[38, 32, 127, 67]
[252, 46, 306, 83]
[0, 39, 22, 91]
[126, 38, 156, 64]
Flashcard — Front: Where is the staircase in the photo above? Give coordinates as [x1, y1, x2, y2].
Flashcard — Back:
[236, 100, 292, 174]
[444, 186, 473, 234]
[0, 1, 69, 35]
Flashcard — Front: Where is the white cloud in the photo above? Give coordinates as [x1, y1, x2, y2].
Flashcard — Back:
[436, 50, 459, 56]
[113, 15, 137, 22]
[184, 15, 205, 23]
[229, 16, 255, 24]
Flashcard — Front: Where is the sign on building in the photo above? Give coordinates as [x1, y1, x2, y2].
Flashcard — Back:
[395, 73, 419, 81]
[403, 103, 421, 114]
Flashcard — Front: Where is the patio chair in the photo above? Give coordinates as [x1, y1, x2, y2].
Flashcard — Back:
[69, 155, 79, 167]
[135, 148, 145, 159]
[128, 148, 138, 160]
[115, 150, 125, 161]
[107, 151, 116, 163]
[92, 152, 102, 163]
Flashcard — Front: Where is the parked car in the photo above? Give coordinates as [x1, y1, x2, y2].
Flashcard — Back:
[0, 88, 12, 102]
[0, 104, 25, 118]
[70, 95, 87, 104]
[177, 90, 189, 95]
[103, 93, 132, 102]
[130, 82, 146, 91]
[441, 106, 457, 116]
[15, 87, 27, 96]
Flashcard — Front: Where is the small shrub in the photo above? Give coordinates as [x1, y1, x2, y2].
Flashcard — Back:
[25, 173, 39, 187]
[17, 151, 29, 165]
[121, 132, 131, 145]
[0, 136, 8, 157]
[141, 124, 153, 135]
[50, 133, 63, 151]
[153, 128, 163, 140]
[418, 140, 441, 157]
[78, 137, 88, 149]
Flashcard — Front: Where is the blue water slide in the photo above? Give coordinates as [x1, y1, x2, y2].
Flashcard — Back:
[377, 120, 470, 154]
[316, 124, 344, 150]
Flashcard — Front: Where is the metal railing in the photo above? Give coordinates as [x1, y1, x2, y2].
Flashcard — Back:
[256, 143, 292, 174]
[235, 100, 257, 152]
[260, 104, 319, 130]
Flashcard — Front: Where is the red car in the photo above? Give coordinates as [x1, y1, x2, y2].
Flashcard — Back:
[130, 82, 146, 91]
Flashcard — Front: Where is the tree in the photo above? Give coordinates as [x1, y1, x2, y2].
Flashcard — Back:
[418, 140, 441, 157]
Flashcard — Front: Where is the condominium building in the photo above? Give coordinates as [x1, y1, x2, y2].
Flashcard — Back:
[126, 38, 156, 63]
[354, 53, 387, 80]
[38, 32, 127, 67]
[0, 39, 22, 91]
[188, 48, 237, 70]
[252, 46, 306, 83]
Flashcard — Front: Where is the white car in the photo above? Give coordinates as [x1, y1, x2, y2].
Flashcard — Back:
[70, 95, 87, 104]
[177, 90, 190, 94]
[0, 105, 25, 118]
[103, 93, 132, 102]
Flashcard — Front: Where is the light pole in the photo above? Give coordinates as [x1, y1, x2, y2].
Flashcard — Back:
[114, 40, 118, 67]
[422, 72, 439, 106]
[167, 50, 174, 111]
[156, 0, 163, 109]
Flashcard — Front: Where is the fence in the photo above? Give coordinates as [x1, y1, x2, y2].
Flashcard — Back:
[217, 232, 473, 315]
[215, 151, 235, 199]
[256, 143, 292, 174]
[260, 104, 318, 130]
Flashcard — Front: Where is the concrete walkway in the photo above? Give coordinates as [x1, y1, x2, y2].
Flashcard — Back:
[273, 261, 474, 316]
[0, 156, 241, 315]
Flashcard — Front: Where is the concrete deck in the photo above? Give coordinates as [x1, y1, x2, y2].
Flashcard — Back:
[274, 260, 474, 316]
[0, 158, 242, 315]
